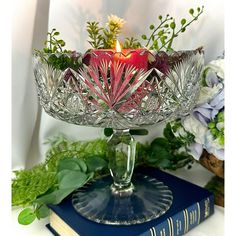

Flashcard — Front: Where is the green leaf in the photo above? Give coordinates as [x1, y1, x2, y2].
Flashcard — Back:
[181, 18, 187, 25]
[156, 158, 172, 168]
[208, 122, 216, 129]
[148, 145, 173, 167]
[170, 22, 176, 29]
[36, 188, 75, 205]
[158, 30, 164, 36]
[57, 169, 88, 189]
[77, 159, 87, 173]
[36, 169, 90, 205]
[60, 41, 66, 47]
[18, 208, 36, 225]
[104, 128, 113, 137]
[130, 129, 149, 136]
[58, 158, 87, 173]
[147, 135, 179, 169]
[149, 24, 155, 30]
[151, 137, 170, 149]
[85, 156, 108, 172]
[189, 8, 194, 15]
[141, 34, 147, 40]
[35, 205, 50, 219]
[163, 123, 175, 140]
[160, 36, 166, 44]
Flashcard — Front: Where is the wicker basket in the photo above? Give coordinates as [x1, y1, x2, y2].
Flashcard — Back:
[199, 150, 224, 207]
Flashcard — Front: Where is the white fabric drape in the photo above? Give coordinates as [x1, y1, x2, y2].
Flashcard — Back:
[12, 0, 50, 169]
[12, 0, 224, 169]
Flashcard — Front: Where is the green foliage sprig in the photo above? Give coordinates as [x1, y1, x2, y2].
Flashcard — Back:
[43, 28, 67, 53]
[123, 37, 142, 49]
[35, 29, 83, 71]
[86, 22, 103, 49]
[12, 126, 196, 225]
[86, 15, 126, 49]
[138, 123, 195, 170]
[12, 164, 57, 207]
[12, 137, 109, 225]
[142, 6, 204, 51]
[86, 6, 204, 51]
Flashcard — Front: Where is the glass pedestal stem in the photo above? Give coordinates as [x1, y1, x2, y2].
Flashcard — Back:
[72, 130, 173, 225]
[107, 129, 136, 196]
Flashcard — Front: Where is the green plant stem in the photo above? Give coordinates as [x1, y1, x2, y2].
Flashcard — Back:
[167, 27, 175, 50]
[145, 16, 172, 48]
[159, 7, 204, 51]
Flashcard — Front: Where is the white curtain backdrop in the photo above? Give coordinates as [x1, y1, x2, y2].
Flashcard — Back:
[12, 0, 224, 170]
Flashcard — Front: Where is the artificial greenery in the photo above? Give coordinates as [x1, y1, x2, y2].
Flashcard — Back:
[35, 28, 83, 71]
[13, 137, 109, 225]
[43, 28, 67, 53]
[142, 123, 195, 170]
[35, 7, 204, 71]
[12, 164, 56, 207]
[208, 111, 224, 145]
[123, 37, 142, 49]
[86, 15, 125, 49]
[141, 6, 204, 51]
[12, 124, 195, 225]
[86, 6, 204, 51]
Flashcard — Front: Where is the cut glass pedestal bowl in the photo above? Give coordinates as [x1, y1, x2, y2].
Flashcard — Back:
[33, 49, 204, 225]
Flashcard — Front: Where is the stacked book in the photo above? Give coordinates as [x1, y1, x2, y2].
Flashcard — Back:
[47, 167, 214, 236]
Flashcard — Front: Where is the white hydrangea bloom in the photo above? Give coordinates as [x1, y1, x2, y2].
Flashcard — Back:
[182, 115, 208, 144]
[208, 59, 224, 79]
[204, 130, 223, 150]
[197, 83, 223, 104]
[204, 130, 224, 160]
[187, 143, 203, 161]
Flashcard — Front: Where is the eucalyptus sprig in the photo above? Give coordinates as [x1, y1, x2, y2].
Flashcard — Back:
[12, 127, 196, 225]
[12, 138, 109, 225]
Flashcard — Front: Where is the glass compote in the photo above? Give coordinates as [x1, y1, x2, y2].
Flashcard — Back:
[33, 49, 204, 225]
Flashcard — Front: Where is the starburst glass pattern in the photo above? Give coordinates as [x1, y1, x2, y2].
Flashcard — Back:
[33, 50, 203, 129]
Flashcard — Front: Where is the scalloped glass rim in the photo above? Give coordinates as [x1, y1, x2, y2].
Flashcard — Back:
[32, 48, 204, 129]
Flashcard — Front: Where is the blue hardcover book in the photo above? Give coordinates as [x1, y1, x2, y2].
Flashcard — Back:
[47, 167, 214, 236]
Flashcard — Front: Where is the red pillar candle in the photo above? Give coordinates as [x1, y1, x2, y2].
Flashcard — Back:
[113, 40, 148, 71]
[87, 49, 115, 66]
[87, 41, 149, 71]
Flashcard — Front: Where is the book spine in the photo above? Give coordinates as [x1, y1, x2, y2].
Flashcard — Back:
[140, 194, 214, 236]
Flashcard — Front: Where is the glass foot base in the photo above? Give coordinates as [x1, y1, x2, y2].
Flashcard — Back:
[72, 173, 173, 225]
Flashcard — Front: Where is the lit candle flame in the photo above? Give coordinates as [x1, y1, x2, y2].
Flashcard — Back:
[116, 40, 122, 53]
